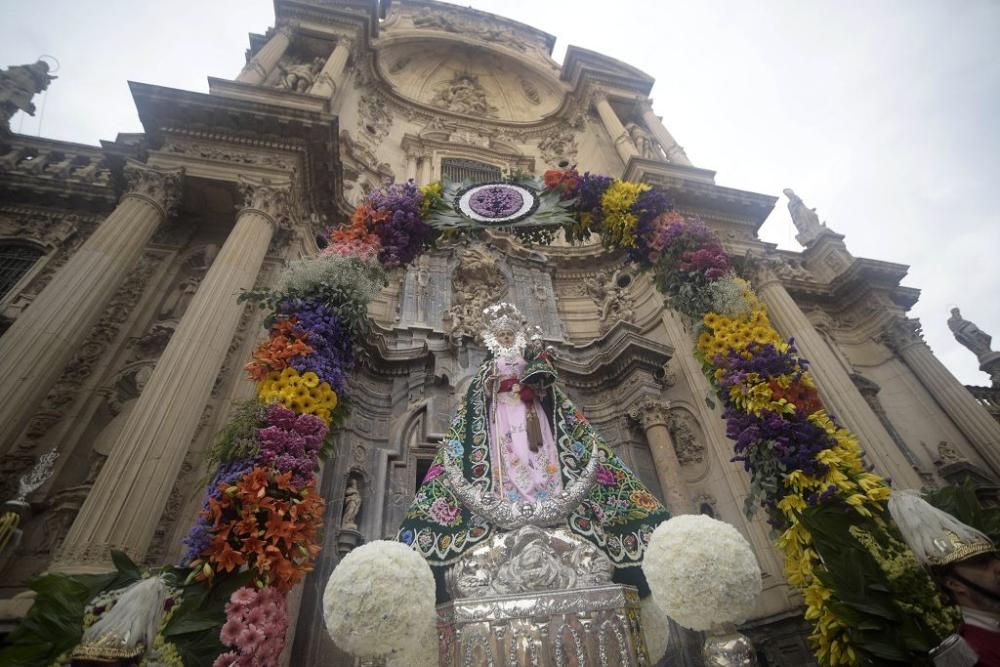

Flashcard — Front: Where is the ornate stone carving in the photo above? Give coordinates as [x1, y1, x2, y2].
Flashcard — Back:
[446, 526, 613, 599]
[657, 359, 677, 388]
[694, 494, 719, 518]
[0, 210, 79, 248]
[520, 76, 540, 105]
[411, 7, 529, 51]
[444, 244, 509, 343]
[237, 176, 292, 228]
[625, 122, 659, 160]
[275, 56, 324, 93]
[537, 127, 579, 166]
[948, 307, 993, 361]
[667, 410, 705, 466]
[357, 93, 393, 144]
[6, 254, 159, 461]
[936, 441, 969, 466]
[163, 140, 293, 170]
[0, 60, 56, 130]
[581, 268, 636, 333]
[879, 317, 925, 354]
[123, 160, 184, 218]
[628, 398, 671, 430]
[783, 188, 830, 246]
[388, 56, 410, 74]
[430, 72, 497, 117]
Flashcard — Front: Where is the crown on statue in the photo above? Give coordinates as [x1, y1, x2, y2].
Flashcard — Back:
[480, 303, 542, 356]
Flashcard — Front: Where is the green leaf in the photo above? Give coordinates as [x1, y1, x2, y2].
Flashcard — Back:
[111, 549, 142, 579]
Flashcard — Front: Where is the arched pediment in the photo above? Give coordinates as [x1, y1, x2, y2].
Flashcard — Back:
[375, 37, 565, 123]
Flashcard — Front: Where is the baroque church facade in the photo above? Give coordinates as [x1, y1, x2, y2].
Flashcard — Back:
[1, 1, 999, 664]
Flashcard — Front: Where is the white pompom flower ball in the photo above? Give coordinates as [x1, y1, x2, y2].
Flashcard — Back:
[641, 515, 761, 632]
[387, 618, 439, 667]
[640, 596, 671, 664]
[323, 540, 436, 657]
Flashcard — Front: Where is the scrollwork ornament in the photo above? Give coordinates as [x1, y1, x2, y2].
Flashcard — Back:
[12, 448, 59, 504]
[123, 160, 184, 218]
[237, 176, 293, 231]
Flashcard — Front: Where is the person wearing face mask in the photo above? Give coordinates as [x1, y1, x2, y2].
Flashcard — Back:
[396, 303, 669, 601]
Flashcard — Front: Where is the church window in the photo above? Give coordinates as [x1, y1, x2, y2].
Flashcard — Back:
[0, 243, 44, 301]
[440, 158, 502, 185]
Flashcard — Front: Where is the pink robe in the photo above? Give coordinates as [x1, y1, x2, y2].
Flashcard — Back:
[490, 355, 564, 502]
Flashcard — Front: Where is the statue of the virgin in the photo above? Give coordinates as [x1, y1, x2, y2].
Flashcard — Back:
[397, 303, 669, 599]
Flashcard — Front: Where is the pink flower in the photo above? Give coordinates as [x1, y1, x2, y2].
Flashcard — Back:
[213, 651, 241, 667]
[229, 586, 258, 608]
[429, 497, 461, 525]
[257, 585, 284, 607]
[237, 626, 266, 652]
[220, 619, 243, 647]
[244, 605, 266, 627]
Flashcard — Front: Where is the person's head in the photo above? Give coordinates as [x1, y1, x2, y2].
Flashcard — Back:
[939, 552, 1000, 613]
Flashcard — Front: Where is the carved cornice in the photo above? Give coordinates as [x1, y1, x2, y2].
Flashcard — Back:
[122, 159, 184, 218]
[128, 81, 340, 219]
[554, 320, 673, 392]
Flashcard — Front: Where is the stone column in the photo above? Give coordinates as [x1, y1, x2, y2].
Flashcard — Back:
[404, 151, 418, 182]
[882, 317, 1000, 476]
[639, 103, 692, 166]
[593, 92, 639, 166]
[418, 155, 433, 186]
[236, 23, 295, 85]
[755, 270, 923, 488]
[51, 177, 290, 572]
[309, 37, 353, 100]
[0, 161, 182, 456]
[629, 398, 693, 515]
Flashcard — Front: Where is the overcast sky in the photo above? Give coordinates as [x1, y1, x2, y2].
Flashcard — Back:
[2, 0, 998, 385]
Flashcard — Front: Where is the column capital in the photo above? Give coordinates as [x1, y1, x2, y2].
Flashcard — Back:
[879, 316, 926, 354]
[275, 21, 298, 40]
[122, 160, 184, 218]
[629, 397, 672, 430]
[237, 176, 293, 231]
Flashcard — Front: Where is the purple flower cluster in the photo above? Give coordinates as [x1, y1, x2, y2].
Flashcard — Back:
[257, 405, 327, 487]
[627, 188, 673, 264]
[576, 172, 613, 226]
[716, 342, 807, 390]
[366, 180, 436, 268]
[280, 300, 353, 397]
[181, 459, 255, 565]
[726, 407, 832, 479]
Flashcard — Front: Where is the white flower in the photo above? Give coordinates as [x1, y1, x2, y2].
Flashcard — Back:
[323, 541, 436, 658]
[641, 515, 762, 632]
[386, 618, 439, 667]
[640, 595, 671, 663]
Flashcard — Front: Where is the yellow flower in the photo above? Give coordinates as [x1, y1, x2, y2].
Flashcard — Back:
[599, 180, 650, 248]
[280, 366, 297, 380]
[301, 371, 320, 388]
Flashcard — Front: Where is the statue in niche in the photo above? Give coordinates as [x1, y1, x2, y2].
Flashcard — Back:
[159, 276, 200, 320]
[625, 122, 659, 160]
[397, 303, 668, 600]
[430, 72, 497, 117]
[783, 188, 827, 241]
[86, 365, 153, 484]
[276, 57, 324, 93]
[341, 477, 362, 530]
[0, 60, 56, 129]
[947, 307, 993, 360]
[414, 255, 431, 321]
[667, 411, 705, 466]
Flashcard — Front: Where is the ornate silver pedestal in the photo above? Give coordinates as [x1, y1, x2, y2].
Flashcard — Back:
[436, 526, 650, 666]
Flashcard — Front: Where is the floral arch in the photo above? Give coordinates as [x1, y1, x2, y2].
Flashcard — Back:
[3, 170, 961, 667]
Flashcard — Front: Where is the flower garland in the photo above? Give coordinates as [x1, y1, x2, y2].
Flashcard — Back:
[536, 167, 956, 665]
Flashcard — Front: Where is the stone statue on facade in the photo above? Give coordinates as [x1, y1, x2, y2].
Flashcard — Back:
[0, 60, 56, 131]
[947, 307, 993, 360]
[582, 268, 636, 333]
[430, 72, 497, 117]
[341, 477, 362, 530]
[276, 57, 324, 93]
[783, 188, 828, 245]
[626, 121, 660, 160]
[444, 244, 508, 343]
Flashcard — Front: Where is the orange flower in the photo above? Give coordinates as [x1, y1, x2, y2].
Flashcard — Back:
[212, 541, 246, 573]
